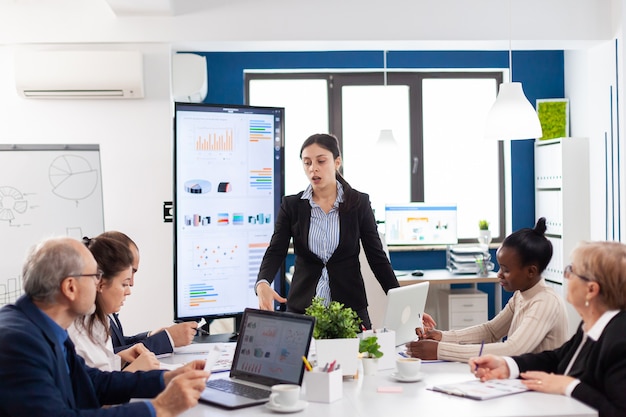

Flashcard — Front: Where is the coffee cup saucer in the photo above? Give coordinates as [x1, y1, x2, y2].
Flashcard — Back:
[265, 399, 308, 413]
[390, 371, 424, 383]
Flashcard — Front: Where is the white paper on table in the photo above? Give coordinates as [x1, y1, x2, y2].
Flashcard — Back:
[160, 361, 183, 371]
[204, 345, 222, 372]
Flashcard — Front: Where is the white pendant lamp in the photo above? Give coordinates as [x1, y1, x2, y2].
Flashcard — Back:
[484, 82, 542, 140]
[484, 0, 542, 141]
[376, 50, 398, 147]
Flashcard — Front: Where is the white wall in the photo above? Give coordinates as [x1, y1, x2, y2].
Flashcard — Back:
[564, 26, 624, 244]
[0, 43, 176, 334]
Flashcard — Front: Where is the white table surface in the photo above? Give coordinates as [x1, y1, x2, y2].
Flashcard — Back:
[161, 347, 598, 417]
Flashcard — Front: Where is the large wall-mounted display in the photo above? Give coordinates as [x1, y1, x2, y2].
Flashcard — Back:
[173, 103, 285, 324]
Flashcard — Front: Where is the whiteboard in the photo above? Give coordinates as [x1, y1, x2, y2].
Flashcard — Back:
[0, 144, 104, 306]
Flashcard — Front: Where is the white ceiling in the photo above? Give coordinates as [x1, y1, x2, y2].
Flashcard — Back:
[0, 0, 618, 51]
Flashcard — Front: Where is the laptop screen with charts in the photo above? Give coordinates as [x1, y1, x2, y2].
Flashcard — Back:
[382, 282, 430, 346]
[199, 308, 315, 409]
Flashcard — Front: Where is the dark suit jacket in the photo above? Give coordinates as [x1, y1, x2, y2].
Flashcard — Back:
[0, 296, 165, 417]
[257, 189, 399, 315]
[109, 313, 173, 355]
[512, 310, 626, 417]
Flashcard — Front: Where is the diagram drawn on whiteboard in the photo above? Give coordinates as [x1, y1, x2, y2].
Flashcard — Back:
[0, 186, 29, 224]
[49, 155, 99, 202]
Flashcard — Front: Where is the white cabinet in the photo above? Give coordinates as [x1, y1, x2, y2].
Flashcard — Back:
[534, 137, 589, 337]
[437, 288, 487, 331]
[534, 138, 590, 283]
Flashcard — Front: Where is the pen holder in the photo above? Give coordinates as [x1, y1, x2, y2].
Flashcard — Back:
[302, 367, 342, 403]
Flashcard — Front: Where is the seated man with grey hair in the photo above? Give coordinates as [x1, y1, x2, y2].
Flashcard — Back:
[0, 236, 209, 417]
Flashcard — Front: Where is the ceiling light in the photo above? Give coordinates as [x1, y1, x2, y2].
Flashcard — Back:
[484, 0, 542, 141]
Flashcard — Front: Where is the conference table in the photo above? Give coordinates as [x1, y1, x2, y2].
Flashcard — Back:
[162, 345, 597, 417]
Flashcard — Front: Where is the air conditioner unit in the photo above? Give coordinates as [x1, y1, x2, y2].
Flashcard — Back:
[14, 50, 144, 99]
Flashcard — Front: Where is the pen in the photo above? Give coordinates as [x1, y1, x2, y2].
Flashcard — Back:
[327, 360, 337, 372]
[474, 340, 485, 372]
[302, 356, 313, 372]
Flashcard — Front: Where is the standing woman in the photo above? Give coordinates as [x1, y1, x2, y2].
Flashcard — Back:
[472, 241, 626, 417]
[255, 133, 399, 329]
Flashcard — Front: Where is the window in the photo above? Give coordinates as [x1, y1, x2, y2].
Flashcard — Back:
[246, 71, 504, 242]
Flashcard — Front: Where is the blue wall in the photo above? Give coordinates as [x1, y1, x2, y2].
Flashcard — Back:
[195, 49, 565, 312]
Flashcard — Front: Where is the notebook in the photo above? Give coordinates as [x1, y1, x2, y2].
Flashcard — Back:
[430, 379, 529, 400]
[382, 281, 430, 346]
[199, 308, 315, 409]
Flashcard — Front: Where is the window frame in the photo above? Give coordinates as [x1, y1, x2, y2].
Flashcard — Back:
[245, 70, 506, 244]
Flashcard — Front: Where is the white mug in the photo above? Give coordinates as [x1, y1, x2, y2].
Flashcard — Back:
[269, 384, 300, 407]
[396, 357, 421, 378]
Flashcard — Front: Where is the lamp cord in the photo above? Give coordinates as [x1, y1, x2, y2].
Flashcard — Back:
[508, 0, 512, 82]
[383, 50, 388, 86]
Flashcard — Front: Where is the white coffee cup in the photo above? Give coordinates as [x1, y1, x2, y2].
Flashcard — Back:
[396, 357, 421, 378]
[269, 384, 300, 408]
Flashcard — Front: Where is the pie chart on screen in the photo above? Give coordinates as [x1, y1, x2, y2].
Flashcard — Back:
[49, 155, 99, 201]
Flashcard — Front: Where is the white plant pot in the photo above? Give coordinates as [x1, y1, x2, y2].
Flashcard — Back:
[314, 337, 359, 377]
[477, 230, 492, 246]
[360, 357, 379, 376]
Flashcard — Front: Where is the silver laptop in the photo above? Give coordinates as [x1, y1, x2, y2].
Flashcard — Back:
[199, 308, 315, 409]
[382, 282, 430, 346]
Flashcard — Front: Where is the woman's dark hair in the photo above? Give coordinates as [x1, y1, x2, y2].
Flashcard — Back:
[79, 236, 134, 344]
[501, 217, 552, 273]
[300, 133, 358, 211]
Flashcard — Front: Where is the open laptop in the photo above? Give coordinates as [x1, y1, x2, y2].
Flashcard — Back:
[199, 308, 315, 409]
[382, 282, 430, 346]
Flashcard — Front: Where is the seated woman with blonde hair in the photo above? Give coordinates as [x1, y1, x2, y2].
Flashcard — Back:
[472, 240, 626, 417]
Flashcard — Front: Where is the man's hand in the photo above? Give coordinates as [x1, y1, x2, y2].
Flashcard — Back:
[256, 281, 287, 311]
[117, 343, 149, 364]
[163, 360, 207, 386]
[405, 339, 438, 360]
[165, 322, 198, 347]
[152, 365, 209, 417]
[123, 351, 160, 372]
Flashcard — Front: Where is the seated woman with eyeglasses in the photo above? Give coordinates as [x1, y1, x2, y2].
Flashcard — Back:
[471, 240, 626, 417]
[68, 236, 161, 372]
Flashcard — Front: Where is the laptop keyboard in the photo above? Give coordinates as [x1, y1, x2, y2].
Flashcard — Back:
[206, 379, 270, 400]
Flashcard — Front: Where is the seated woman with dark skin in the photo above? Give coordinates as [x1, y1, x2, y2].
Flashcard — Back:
[406, 218, 568, 362]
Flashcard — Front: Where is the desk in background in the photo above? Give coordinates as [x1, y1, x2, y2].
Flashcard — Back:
[395, 269, 501, 330]
[162, 351, 597, 417]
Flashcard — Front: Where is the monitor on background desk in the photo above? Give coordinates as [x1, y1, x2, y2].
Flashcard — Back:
[384, 203, 458, 246]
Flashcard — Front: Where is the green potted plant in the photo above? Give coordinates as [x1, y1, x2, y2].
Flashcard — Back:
[477, 219, 492, 247]
[305, 297, 361, 376]
[359, 336, 384, 375]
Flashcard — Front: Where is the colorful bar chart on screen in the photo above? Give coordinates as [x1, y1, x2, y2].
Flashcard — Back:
[195, 128, 234, 151]
[249, 168, 272, 191]
[249, 120, 272, 142]
[188, 283, 218, 307]
[248, 242, 269, 287]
